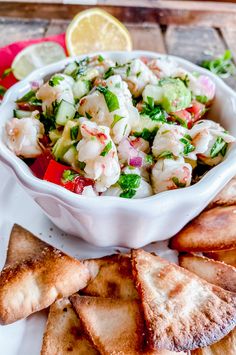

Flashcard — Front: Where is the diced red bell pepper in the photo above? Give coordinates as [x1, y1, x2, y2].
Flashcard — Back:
[30, 149, 53, 179]
[43, 160, 94, 194]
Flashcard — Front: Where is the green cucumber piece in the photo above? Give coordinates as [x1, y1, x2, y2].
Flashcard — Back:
[49, 129, 62, 144]
[55, 100, 76, 126]
[73, 80, 91, 100]
[64, 62, 78, 76]
[13, 109, 31, 119]
[63, 145, 78, 166]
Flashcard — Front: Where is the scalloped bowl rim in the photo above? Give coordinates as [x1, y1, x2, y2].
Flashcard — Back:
[1, 50, 236, 212]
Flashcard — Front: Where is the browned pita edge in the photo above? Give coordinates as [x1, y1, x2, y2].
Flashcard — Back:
[208, 177, 236, 209]
[81, 253, 139, 299]
[204, 249, 236, 268]
[131, 249, 236, 352]
[169, 206, 236, 252]
[0, 224, 93, 325]
[70, 294, 147, 355]
[191, 328, 236, 355]
[179, 253, 236, 293]
[41, 297, 98, 355]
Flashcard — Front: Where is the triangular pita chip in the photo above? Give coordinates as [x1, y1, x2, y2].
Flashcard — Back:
[41, 297, 98, 355]
[70, 295, 186, 355]
[169, 206, 236, 252]
[82, 254, 138, 299]
[0, 224, 92, 325]
[179, 253, 236, 293]
[210, 177, 236, 208]
[204, 249, 236, 267]
[131, 249, 236, 352]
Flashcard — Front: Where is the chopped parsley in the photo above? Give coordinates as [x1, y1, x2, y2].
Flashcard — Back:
[172, 177, 186, 188]
[210, 137, 227, 158]
[184, 134, 192, 141]
[111, 114, 123, 128]
[145, 154, 154, 164]
[1, 68, 12, 79]
[16, 90, 42, 106]
[70, 126, 79, 140]
[85, 112, 92, 120]
[0, 85, 6, 96]
[62, 169, 78, 183]
[136, 71, 141, 78]
[98, 55, 104, 63]
[141, 97, 166, 122]
[196, 95, 208, 104]
[179, 74, 190, 87]
[180, 137, 195, 155]
[78, 161, 86, 170]
[104, 67, 115, 79]
[100, 141, 112, 157]
[133, 128, 158, 143]
[126, 65, 131, 77]
[49, 75, 64, 87]
[118, 173, 141, 199]
[158, 151, 174, 159]
[201, 50, 236, 78]
[97, 85, 120, 112]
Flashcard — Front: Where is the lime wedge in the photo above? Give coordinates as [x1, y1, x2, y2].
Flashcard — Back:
[12, 42, 66, 80]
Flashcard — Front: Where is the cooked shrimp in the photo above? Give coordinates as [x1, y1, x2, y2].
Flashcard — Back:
[5, 116, 44, 158]
[77, 119, 120, 192]
[152, 157, 192, 193]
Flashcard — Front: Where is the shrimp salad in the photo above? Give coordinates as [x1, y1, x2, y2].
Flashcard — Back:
[5, 55, 235, 198]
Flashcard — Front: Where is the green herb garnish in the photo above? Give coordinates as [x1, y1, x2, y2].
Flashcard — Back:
[85, 112, 92, 120]
[118, 173, 141, 199]
[158, 151, 174, 159]
[141, 98, 166, 123]
[145, 154, 154, 164]
[136, 71, 141, 78]
[70, 126, 79, 140]
[78, 161, 86, 170]
[98, 55, 104, 63]
[100, 141, 112, 157]
[126, 65, 131, 77]
[49, 75, 64, 87]
[62, 169, 77, 183]
[111, 114, 123, 128]
[1, 68, 12, 79]
[180, 137, 195, 155]
[0, 85, 6, 96]
[133, 128, 158, 142]
[210, 137, 227, 158]
[195, 95, 208, 104]
[201, 50, 236, 78]
[120, 189, 136, 199]
[172, 176, 186, 188]
[97, 86, 120, 112]
[104, 67, 115, 79]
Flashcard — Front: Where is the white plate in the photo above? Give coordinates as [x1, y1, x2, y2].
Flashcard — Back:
[0, 162, 178, 355]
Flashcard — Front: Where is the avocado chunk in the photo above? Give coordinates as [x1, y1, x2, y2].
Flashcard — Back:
[159, 78, 191, 113]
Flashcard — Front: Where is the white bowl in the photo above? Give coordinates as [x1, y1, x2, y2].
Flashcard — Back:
[1, 50, 236, 248]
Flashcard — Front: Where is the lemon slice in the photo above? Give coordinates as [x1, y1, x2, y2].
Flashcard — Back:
[66, 8, 132, 56]
[12, 42, 66, 80]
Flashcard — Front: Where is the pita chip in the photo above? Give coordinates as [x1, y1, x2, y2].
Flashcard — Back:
[131, 249, 236, 352]
[179, 253, 236, 293]
[41, 297, 98, 355]
[82, 254, 138, 299]
[204, 249, 236, 267]
[170, 206, 236, 252]
[70, 295, 185, 355]
[0, 224, 92, 325]
[209, 177, 236, 208]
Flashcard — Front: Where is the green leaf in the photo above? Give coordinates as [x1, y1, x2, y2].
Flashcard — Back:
[62, 169, 77, 182]
[210, 137, 227, 158]
[49, 75, 64, 87]
[16, 90, 42, 106]
[133, 128, 158, 142]
[104, 67, 115, 79]
[171, 114, 188, 128]
[172, 176, 186, 188]
[85, 112, 92, 120]
[2, 68, 13, 79]
[100, 141, 112, 157]
[120, 189, 136, 199]
[158, 150, 174, 159]
[98, 55, 104, 63]
[118, 173, 141, 190]
[180, 137, 195, 155]
[0, 85, 6, 96]
[141, 100, 166, 122]
[111, 114, 123, 128]
[196, 95, 208, 104]
[145, 154, 154, 164]
[184, 134, 192, 141]
[97, 86, 120, 112]
[126, 65, 131, 77]
[78, 161, 86, 170]
[201, 50, 236, 78]
[70, 126, 79, 140]
[136, 71, 141, 78]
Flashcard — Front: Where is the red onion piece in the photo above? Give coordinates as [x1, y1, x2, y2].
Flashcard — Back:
[129, 156, 143, 167]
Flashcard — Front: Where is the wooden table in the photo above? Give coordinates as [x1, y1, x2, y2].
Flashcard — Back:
[1, 0, 236, 93]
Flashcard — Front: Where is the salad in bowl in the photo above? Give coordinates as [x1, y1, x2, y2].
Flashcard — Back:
[4, 54, 235, 200]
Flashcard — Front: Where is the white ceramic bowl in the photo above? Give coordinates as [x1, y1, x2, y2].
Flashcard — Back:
[1, 50, 236, 248]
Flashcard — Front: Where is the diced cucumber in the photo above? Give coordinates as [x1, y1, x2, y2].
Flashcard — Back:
[73, 80, 91, 100]
[142, 85, 163, 105]
[63, 145, 78, 166]
[64, 62, 78, 76]
[55, 100, 76, 126]
[13, 109, 31, 119]
[62, 120, 81, 141]
[52, 138, 71, 161]
[49, 129, 62, 144]
[81, 68, 99, 81]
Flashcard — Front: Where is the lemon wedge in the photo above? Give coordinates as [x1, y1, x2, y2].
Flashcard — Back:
[12, 42, 66, 80]
[66, 8, 132, 56]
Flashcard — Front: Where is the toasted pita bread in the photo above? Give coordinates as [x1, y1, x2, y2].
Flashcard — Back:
[131, 249, 236, 352]
[0, 224, 92, 325]
[204, 249, 236, 267]
[191, 323, 236, 355]
[179, 253, 236, 293]
[82, 254, 138, 299]
[41, 297, 98, 355]
[169, 206, 236, 252]
[209, 177, 236, 208]
[70, 295, 185, 355]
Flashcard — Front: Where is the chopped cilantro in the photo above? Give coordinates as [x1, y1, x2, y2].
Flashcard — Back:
[1, 68, 12, 79]
[180, 137, 195, 155]
[49, 75, 64, 87]
[120, 189, 136, 199]
[145, 154, 154, 164]
[172, 176, 186, 188]
[179, 74, 190, 87]
[104, 67, 115, 79]
[158, 151, 174, 159]
[100, 141, 112, 157]
[201, 50, 236, 78]
[184, 134, 192, 141]
[78, 161, 86, 170]
[210, 137, 227, 158]
[70, 126, 79, 140]
[0, 85, 6, 96]
[196, 95, 208, 104]
[123, 124, 128, 136]
[171, 114, 188, 128]
[111, 114, 123, 128]
[136, 71, 141, 78]
[126, 65, 131, 77]
[133, 128, 158, 142]
[98, 55, 104, 63]
[62, 169, 77, 183]
[141, 99, 166, 122]
[85, 112, 92, 119]
[118, 173, 141, 198]
[97, 86, 120, 112]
